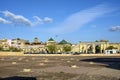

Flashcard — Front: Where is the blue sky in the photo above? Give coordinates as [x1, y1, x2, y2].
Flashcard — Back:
[0, 0, 120, 43]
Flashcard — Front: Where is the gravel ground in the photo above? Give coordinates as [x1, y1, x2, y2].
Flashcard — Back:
[0, 56, 120, 80]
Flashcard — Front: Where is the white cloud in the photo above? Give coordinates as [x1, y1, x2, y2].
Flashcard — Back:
[33, 16, 44, 25]
[33, 16, 53, 26]
[2, 11, 33, 26]
[0, 17, 11, 24]
[1, 11, 53, 26]
[109, 26, 120, 32]
[48, 4, 117, 34]
[44, 17, 53, 23]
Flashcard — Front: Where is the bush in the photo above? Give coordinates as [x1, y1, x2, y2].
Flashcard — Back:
[63, 45, 71, 52]
[9, 47, 22, 52]
[47, 45, 57, 53]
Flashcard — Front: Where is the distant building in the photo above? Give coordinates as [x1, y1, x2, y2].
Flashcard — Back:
[0, 38, 120, 54]
[57, 39, 72, 52]
[105, 49, 117, 54]
[47, 38, 56, 45]
[72, 41, 120, 54]
[11, 38, 29, 49]
[0, 39, 10, 50]
[23, 38, 46, 53]
[34, 37, 38, 43]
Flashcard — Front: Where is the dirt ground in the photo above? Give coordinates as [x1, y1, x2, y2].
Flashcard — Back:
[0, 56, 120, 80]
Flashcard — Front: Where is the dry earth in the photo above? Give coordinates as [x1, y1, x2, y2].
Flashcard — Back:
[0, 56, 120, 80]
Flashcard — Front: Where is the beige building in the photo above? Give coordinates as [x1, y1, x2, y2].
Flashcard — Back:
[0, 39, 10, 50]
[0, 38, 120, 54]
[109, 43, 120, 50]
[47, 38, 56, 45]
[72, 41, 120, 54]
[11, 38, 29, 49]
[23, 38, 46, 53]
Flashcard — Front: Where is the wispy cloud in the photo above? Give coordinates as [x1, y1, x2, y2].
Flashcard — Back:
[0, 17, 11, 24]
[33, 16, 44, 25]
[109, 26, 120, 32]
[1, 10, 53, 26]
[33, 16, 53, 25]
[48, 4, 117, 34]
[43, 17, 53, 23]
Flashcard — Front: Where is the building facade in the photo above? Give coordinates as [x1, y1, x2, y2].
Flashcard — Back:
[0, 39, 11, 50]
[0, 38, 120, 54]
[11, 38, 29, 49]
[23, 38, 46, 53]
[72, 41, 120, 54]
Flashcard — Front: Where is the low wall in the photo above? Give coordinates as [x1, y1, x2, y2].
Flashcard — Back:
[0, 52, 120, 56]
[0, 52, 72, 56]
[24, 54, 72, 56]
[0, 52, 24, 56]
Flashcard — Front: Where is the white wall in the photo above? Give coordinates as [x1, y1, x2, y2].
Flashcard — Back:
[105, 49, 117, 54]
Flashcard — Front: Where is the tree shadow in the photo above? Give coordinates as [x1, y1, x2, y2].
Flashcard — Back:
[0, 76, 37, 80]
[80, 58, 120, 70]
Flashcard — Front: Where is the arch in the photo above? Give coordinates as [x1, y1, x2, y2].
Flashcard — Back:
[95, 45, 101, 53]
[87, 45, 93, 54]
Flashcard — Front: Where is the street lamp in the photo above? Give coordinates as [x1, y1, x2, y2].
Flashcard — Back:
[79, 41, 81, 53]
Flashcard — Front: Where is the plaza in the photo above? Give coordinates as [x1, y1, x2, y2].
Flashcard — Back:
[0, 55, 120, 80]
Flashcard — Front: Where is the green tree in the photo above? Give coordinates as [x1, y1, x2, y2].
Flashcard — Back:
[0, 46, 3, 51]
[63, 45, 71, 52]
[100, 40, 109, 42]
[9, 47, 22, 52]
[95, 40, 99, 42]
[106, 46, 117, 50]
[17, 38, 21, 40]
[95, 40, 109, 42]
[95, 45, 101, 53]
[47, 45, 57, 53]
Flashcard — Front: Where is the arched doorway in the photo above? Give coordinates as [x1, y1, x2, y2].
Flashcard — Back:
[87, 45, 93, 54]
[95, 45, 101, 53]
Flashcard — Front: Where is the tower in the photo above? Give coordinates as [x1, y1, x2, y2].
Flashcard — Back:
[34, 37, 38, 43]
